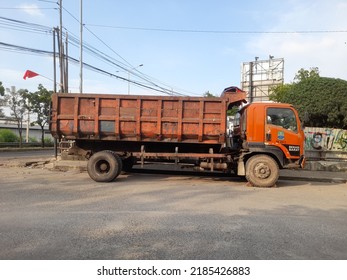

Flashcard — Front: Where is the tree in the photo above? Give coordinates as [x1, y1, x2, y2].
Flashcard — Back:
[27, 84, 52, 147]
[203, 91, 216, 98]
[0, 82, 4, 96]
[5, 87, 28, 147]
[294, 67, 320, 82]
[0, 81, 5, 117]
[270, 68, 347, 128]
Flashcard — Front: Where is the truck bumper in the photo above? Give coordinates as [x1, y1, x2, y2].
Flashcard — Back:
[284, 155, 305, 169]
[298, 155, 306, 169]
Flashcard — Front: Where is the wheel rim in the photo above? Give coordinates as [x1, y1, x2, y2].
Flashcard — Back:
[254, 162, 271, 179]
[96, 160, 110, 174]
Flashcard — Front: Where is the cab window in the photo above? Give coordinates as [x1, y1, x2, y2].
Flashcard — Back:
[267, 108, 297, 132]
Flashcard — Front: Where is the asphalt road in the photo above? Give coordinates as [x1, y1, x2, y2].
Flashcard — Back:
[0, 164, 346, 260]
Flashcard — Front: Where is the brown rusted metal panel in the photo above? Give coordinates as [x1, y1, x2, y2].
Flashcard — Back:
[115, 98, 120, 139]
[50, 87, 246, 144]
[157, 99, 162, 139]
[73, 97, 79, 136]
[177, 99, 183, 142]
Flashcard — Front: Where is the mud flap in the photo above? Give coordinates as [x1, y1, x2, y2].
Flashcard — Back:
[298, 155, 306, 168]
[237, 158, 245, 176]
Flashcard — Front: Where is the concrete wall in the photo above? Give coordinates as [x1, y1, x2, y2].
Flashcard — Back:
[0, 119, 53, 142]
[304, 127, 347, 151]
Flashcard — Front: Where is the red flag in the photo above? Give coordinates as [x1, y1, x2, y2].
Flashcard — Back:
[23, 70, 39, 80]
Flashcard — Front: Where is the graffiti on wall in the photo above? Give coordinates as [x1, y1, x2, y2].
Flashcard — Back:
[304, 127, 347, 151]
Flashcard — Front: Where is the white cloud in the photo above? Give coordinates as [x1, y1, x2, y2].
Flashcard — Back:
[17, 3, 44, 17]
[245, 0, 347, 82]
[248, 34, 346, 82]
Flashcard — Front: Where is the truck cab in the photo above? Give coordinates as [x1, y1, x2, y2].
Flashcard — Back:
[233, 102, 305, 187]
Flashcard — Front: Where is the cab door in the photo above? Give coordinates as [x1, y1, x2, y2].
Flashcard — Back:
[265, 106, 304, 161]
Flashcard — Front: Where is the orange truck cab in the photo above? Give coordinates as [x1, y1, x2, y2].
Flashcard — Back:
[232, 102, 305, 187]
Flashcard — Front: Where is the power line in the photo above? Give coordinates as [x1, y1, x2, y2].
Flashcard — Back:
[65, 29, 189, 95]
[0, 15, 160, 93]
[0, 16, 52, 34]
[0, 41, 52, 56]
[0, 7, 56, 10]
[83, 26, 191, 96]
[59, 5, 134, 69]
[0, 41, 187, 96]
[0, 14, 176, 95]
[55, 5, 193, 96]
[86, 24, 347, 34]
[0, 16, 196, 96]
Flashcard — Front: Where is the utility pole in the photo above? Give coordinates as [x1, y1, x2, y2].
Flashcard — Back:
[53, 28, 57, 93]
[26, 101, 30, 143]
[65, 32, 69, 93]
[53, 27, 58, 159]
[79, 0, 83, 93]
[59, 0, 64, 92]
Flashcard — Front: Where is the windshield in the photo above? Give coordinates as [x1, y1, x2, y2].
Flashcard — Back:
[267, 107, 298, 132]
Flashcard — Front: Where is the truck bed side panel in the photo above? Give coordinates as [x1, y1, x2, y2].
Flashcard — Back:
[50, 90, 246, 145]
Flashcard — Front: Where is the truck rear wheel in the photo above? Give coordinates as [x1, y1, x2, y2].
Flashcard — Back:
[245, 155, 279, 187]
[87, 151, 122, 182]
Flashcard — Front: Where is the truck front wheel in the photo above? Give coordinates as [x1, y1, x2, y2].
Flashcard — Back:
[87, 151, 122, 182]
[245, 155, 279, 187]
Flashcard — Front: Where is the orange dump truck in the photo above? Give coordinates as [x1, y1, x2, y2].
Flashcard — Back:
[50, 86, 305, 187]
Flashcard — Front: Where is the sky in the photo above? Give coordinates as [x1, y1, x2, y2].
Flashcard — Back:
[0, 0, 346, 97]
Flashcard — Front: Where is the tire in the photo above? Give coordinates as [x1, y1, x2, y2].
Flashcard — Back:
[245, 155, 279, 188]
[87, 151, 122, 182]
[109, 151, 123, 178]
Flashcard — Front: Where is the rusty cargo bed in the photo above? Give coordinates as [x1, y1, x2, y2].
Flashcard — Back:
[50, 87, 246, 148]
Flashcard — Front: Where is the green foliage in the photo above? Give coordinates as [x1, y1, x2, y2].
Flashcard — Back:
[270, 68, 347, 129]
[227, 107, 239, 116]
[28, 84, 52, 127]
[27, 84, 52, 147]
[4, 87, 28, 147]
[294, 67, 320, 82]
[0, 81, 5, 117]
[0, 129, 19, 142]
[203, 91, 216, 98]
[28, 136, 38, 143]
[44, 137, 54, 146]
[0, 81, 4, 96]
[2, 84, 52, 147]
